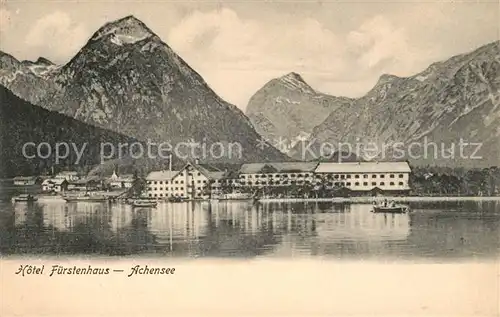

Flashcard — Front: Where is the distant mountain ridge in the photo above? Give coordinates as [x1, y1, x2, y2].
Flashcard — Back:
[248, 41, 500, 167]
[0, 51, 57, 105]
[0, 15, 287, 163]
[245, 72, 353, 153]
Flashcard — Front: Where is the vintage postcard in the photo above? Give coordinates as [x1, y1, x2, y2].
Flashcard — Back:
[0, 0, 499, 316]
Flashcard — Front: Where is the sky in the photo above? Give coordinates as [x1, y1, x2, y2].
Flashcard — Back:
[0, 0, 498, 110]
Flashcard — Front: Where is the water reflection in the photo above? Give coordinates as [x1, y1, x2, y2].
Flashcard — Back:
[0, 200, 499, 259]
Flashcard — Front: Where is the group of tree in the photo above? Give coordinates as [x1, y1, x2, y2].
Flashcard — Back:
[410, 166, 499, 196]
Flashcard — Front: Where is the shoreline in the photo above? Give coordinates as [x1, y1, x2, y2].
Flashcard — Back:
[6, 195, 500, 204]
[257, 196, 500, 203]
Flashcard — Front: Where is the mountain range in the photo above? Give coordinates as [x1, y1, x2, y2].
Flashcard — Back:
[247, 41, 500, 168]
[0, 15, 287, 167]
[1, 15, 498, 171]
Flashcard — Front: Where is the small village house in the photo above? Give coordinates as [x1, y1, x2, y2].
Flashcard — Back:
[52, 179, 69, 192]
[54, 171, 80, 182]
[68, 176, 103, 192]
[42, 178, 69, 192]
[42, 179, 53, 192]
[12, 176, 42, 186]
[109, 171, 135, 189]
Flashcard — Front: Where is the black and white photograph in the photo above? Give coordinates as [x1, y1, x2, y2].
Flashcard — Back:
[0, 0, 499, 316]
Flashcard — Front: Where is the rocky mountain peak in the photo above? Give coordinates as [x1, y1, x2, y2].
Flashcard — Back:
[0, 51, 21, 67]
[20, 57, 54, 67]
[280, 72, 305, 82]
[246, 70, 353, 150]
[274, 72, 315, 93]
[35, 57, 54, 66]
[375, 73, 400, 85]
[90, 15, 156, 45]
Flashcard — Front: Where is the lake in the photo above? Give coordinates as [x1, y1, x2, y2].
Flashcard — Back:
[1, 197, 499, 260]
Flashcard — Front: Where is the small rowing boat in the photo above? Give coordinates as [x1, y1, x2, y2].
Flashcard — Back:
[63, 193, 108, 202]
[371, 200, 409, 213]
[220, 192, 253, 201]
[167, 196, 184, 203]
[372, 205, 409, 213]
[130, 199, 157, 208]
[12, 194, 38, 202]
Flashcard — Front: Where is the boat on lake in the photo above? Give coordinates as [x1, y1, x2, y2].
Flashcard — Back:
[371, 200, 409, 213]
[63, 193, 109, 202]
[167, 196, 185, 203]
[130, 199, 158, 208]
[12, 194, 38, 202]
[220, 192, 253, 201]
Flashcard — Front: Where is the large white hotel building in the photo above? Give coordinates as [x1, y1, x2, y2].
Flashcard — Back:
[313, 162, 411, 192]
[145, 161, 411, 199]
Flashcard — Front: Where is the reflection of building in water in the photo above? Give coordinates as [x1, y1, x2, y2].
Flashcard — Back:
[39, 201, 68, 230]
[260, 202, 320, 234]
[13, 203, 29, 226]
[110, 203, 135, 231]
[35, 201, 113, 231]
[268, 203, 411, 257]
[147, 201, 276, 245]
[149, 202, 211, 240]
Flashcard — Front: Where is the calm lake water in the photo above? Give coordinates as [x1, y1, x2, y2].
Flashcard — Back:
[0, 195, 499, 260]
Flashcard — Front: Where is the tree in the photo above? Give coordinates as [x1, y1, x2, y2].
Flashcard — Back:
[202, 180, 215, 198]
[130, 171, 146, 197]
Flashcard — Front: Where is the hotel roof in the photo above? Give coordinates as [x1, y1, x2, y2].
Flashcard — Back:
[315, 161, 411, 174]
[113, 174, 135, 181]
[51, 178, 68, 185]
[146, 171, 178, 181]
[239, 162, 319, 174]
[206, 171, 227, 180]
[42, 178, 68, 185]
[13, 176, 40, 180]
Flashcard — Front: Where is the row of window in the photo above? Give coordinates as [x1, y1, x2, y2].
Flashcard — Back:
[346, 182, 404, 187]
[240, 173, 406, 179]
[175, 172, 202, 177]
[148, 180, 184, 185]
[241, 180, 309, 185]
[148, 179, 213, 185]
[317, 174, 405, 179]
[148, 186, 208, 191]
[241, 173, 312, 179]
[149, 187, 184, 191]
[239, 181, 405, 187]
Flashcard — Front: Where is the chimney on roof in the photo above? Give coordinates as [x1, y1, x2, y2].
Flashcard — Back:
[169, 154, 172, 172]
[195, 158, 200, 164]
